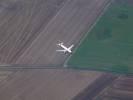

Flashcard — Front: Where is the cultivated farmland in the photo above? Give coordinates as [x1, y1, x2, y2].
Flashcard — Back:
[68, 0, 133, 74]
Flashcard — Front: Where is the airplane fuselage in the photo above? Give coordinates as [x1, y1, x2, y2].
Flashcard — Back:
[60, 44, 72, 53]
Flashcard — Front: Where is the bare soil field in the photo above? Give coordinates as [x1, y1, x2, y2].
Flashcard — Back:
[0, 71, 13, 82]
[0, 0, 67, 64]
[0, 69, 102, 100]
[94, 75, 133, 100]
[15, 0, 110, 66]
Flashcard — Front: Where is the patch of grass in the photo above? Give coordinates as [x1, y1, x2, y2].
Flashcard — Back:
[68, 2, 133, 74]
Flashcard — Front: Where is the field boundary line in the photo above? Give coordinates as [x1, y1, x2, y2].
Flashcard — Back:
[64, 0, 114, 68]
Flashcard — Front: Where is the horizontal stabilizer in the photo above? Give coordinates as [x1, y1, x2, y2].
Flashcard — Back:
[56, 50, 66, 53]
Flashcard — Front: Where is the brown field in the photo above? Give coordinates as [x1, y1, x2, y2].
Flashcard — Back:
[0, 0, 68, 64]
[0, 0, 68, 84]
[0, 69, 102, 100]
[0, 71, 14, 82]
[94, 75, 133, 100]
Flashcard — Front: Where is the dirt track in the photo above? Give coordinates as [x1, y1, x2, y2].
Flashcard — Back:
[15, 0, 110, 66]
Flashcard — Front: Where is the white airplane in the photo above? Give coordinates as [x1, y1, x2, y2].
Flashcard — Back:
[56, 42, 74, 53]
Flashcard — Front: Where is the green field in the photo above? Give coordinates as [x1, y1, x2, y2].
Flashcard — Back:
[68, 1, 133, 74]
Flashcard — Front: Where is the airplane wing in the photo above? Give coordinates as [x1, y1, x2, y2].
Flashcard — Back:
[68, 44, 74, 50]
[56, 50, 66, 53]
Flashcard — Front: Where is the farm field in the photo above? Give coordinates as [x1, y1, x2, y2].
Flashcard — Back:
[0, 0, 111, 99]
[94, 75, 133, 100]
[68, 0, 133, 74]
[0, 69, 102, 100]
[0, 0, 68, 64]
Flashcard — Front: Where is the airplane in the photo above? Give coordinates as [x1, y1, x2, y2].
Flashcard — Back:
[56, 41, 74, 54]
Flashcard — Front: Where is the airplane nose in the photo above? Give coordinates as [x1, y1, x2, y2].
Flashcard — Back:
[57, 43, 61, 46]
